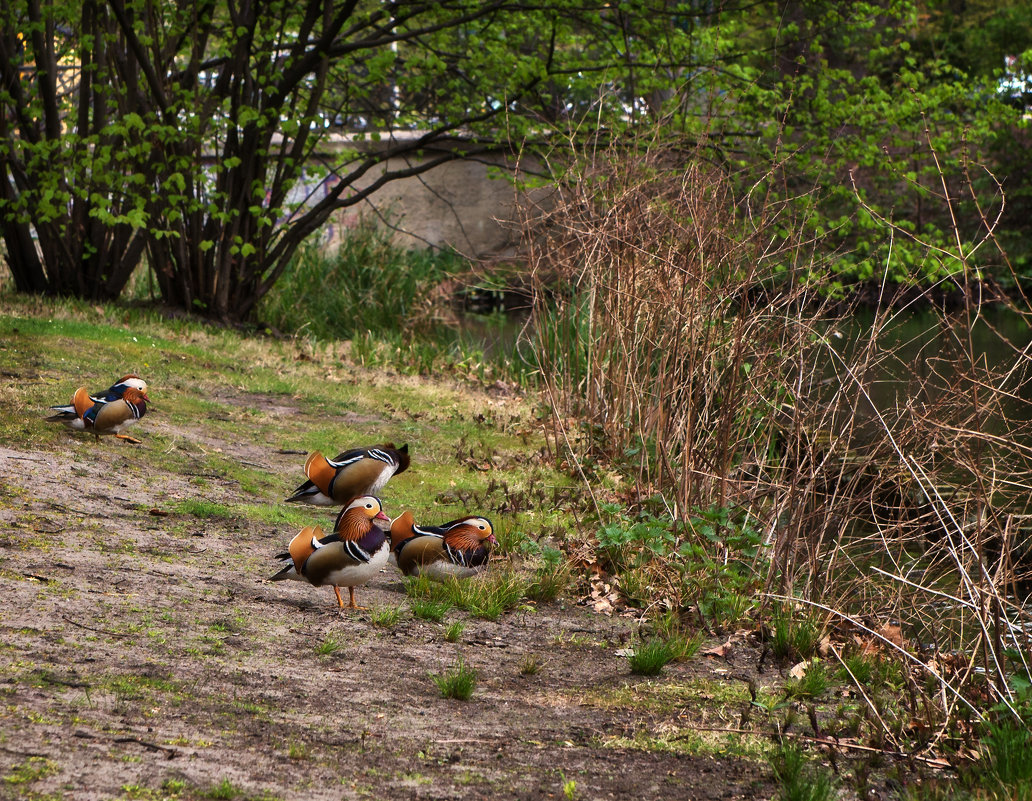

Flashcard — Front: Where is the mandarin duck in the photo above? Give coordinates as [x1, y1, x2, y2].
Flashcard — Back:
[61, 386, 150, 443]
[46, 374, 148, 430]
[389, 510, 496, 580]
[284, 444, 410, 506]
[270, 495, 391, 610]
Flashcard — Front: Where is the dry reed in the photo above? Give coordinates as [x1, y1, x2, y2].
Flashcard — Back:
[521, 133, 1032, 735]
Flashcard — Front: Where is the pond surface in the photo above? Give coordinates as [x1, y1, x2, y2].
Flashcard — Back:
[824, 304, 1032, 430]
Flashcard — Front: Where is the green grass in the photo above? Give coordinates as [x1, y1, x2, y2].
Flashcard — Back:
[769, 607, 822, 662]
[4, 756, 58, 785]
[404, 571, 530, 621]
[627, 638, 678, 676]
[315, 635, 344, 656]
[984, 720, 1032, 786]
[525, 553, 572, 602]
[370, 606, 402, 628]
[410, 598, 452, 622]
[444, 621, 465, 643]
[431, 659, 478, 700]
[172, 499, 236, 519]
[519, 654, 543, 675]
[257, 224, 466, 342]
[769, 743, 835, 801]
[784, 660, 829, 700]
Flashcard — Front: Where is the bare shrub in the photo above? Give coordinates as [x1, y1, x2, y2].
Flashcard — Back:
[523, 132, 1032, 731]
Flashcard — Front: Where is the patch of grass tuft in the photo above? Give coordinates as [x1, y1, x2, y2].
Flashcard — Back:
[628, 638, 677, 676]
[984, 719, 1032, 786]
[769, 607, 822, 662]
[444, 621, 465, 643]
[315, 635, 344, 656]
[526, 552, 572, 602]
[4, 756, 58, 785]
[406, 571, 529, 621]
[171, 499, 235, 519]
[769, 743, 835, 801]
[520, 654, 544, 675]
[784, 660, 829, 700]
[370, 606, 402, 628]
[411, 598, 452, 622]
[431, 659, 478, 700]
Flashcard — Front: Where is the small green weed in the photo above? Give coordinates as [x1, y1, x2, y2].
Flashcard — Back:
[171, 499, 235, 519]
[444, 621, 465, 643]
[411, 598, 452, 622]
[405, 575, 454, 604]
[769, 743, 835, 801]
[649, 612, 704, 661]
[596, 506, 675, 572]
[628, 638, 677, 676]
[204, 778, 247, 799]
[520, 654, 544, 675]
[315, 635, 344, 656]
[431, 659, 478, 700]
[4, 756, 58, 785]
[457, 571, 528, 621]
[370, 606, 402, 628]
[984, 719, 1032, 786]
[837, 653, 875, 685]
[769, 607, 822, 662]
[525, 550, 572, 602]
[785, 660, 829, 700]
[407, 571, 529, 621]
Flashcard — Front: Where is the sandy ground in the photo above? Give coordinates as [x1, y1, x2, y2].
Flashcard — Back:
[0, 404, 778, 801]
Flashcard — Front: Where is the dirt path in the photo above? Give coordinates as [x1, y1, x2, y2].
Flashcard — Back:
[0, 403, 776, 801]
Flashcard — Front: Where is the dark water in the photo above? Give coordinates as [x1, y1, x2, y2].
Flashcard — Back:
[826, 305, 1032, 428]
[454, 304, 1032, 418]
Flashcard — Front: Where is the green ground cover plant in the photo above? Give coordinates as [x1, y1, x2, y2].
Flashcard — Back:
[431, 659, 477, 701]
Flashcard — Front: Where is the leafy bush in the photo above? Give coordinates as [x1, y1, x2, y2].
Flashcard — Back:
[258, 222, 466, 341]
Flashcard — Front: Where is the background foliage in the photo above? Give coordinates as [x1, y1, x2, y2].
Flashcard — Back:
[3, 1, 1031, 318]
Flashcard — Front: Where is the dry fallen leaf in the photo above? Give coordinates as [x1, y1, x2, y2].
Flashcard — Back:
[702, 640, 732, 658]
[878, 622, 904, 648]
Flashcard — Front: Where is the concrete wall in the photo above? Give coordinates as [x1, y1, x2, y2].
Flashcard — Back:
[312, 136, 545, 260]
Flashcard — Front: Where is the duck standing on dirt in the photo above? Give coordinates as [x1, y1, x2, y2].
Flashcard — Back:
[46, 374, 148, 431]
[390, 510, 495, 579]
[284, 444, 410, 506]
[60, 386, 150, 443]
[270, 495, 391, 610]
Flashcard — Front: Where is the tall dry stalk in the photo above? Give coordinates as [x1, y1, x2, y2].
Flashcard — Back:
[523, 133, 1032, 728]
[523, 143, 834, 519]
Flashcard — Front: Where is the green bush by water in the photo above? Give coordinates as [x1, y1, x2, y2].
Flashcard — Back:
[257, 223, 466, 341]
